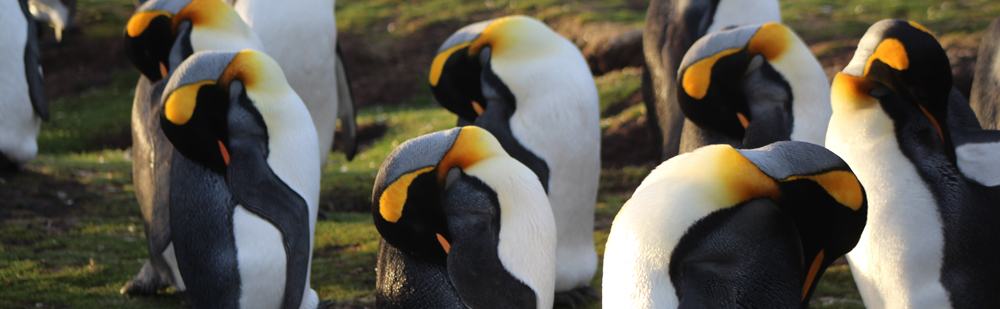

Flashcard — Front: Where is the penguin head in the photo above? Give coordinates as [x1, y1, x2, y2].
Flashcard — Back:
[158, 49, 300, 174]
[373, 126, 556, 308]
[124, 0, 262, 82]
[677, 23, 830, 147]
[735, 141, 868, 302]
[428, 16, 564, 123]
[833, 20, 954, 159]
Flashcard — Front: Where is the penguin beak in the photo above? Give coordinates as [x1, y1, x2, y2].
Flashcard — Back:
[124, 10, 174, 81]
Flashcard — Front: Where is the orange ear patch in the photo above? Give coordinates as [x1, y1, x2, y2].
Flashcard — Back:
[865, 38, 909, 76]
[126, 11, 171, 37]
[783, 170, 864, 211]
[378, 167, 436, 223]
[681, 48, 742, 100]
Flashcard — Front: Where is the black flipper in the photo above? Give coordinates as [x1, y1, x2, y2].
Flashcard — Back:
[19, 0, 48, 121]
[335, 41, 358, 161]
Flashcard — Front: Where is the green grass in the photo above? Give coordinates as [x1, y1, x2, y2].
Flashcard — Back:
[782, 0, 1000, 42]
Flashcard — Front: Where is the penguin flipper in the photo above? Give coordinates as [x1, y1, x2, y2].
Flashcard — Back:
[335, 41, 358, 161]
[948, 87, 981, 130]
[952, 127, 1000, 187]
[120, 260, 170, 296]
[21, 0, 48, 121]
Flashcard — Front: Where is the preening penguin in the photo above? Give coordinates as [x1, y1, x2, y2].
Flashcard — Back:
[157, 50, 322, 308]
[602, 142, 867, 308]
[970, 15, 1000, 130]
[428, 15, 601, 303]
[225, 0, 359, 165]
[826, 19, 1000, 308]
[642, 0, 780, 160]
[0, 0, 48, 171]
[372, 126, 557, 309]
[675, 22, 830, 153]
[120, 0, 264, 295]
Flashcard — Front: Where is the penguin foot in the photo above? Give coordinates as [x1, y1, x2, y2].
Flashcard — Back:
[553, 286, 601, 308]
[316, 299, 332, 309]
[120, 260, 169, 296]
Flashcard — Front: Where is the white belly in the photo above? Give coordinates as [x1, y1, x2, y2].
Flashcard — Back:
[826, 106, 950, 309]
[233, 206, 286, 309]
[0, 2, 41, 166]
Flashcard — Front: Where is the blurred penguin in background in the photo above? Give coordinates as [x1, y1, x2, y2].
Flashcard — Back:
[1, 0, 48, 171]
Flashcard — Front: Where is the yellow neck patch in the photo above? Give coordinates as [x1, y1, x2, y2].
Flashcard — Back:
[126, 11, 172, 37]
[782, 170, 864, 211]
[702, 145, 781, 204]
[164, 80, 216, 125]
[378, 166, 436, 223]
[681, 48, 742, 100]
[173, 0, 243, 34]
[437, 126, 506, 181]
[469, 16, 518, 56]
[831, 73, 878, 112]
[865, 38, 909, 76]
[429, 42, 470, 86]
[221, 50, 288, 96]
[747, 23, 791, 61]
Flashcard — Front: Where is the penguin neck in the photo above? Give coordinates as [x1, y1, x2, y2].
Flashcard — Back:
[766, 39, 831, 146]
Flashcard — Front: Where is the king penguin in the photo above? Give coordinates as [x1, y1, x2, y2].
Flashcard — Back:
[675, 22, 831, 152]
[428, 15, 601, 304]
[602, 142, 867, 308]
[157, 50, 322, 309]
[970, 15, 1000, 130]
[224, 0, 358, 164]
[372, 126, 557, 309]
[0, 0, 48, 171]
[120, 0, 265, 295]
[826, 19, 1000, 308]
[642, 0, 780, 160]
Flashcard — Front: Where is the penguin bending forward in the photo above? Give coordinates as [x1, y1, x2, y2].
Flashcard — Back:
[603, 142, 867, 308]
[826, 20, 1000, 308]
[225, 0, 359, 164]
[429, 16, 601, 304]
[120, 0, 265, 295]
[372, 126, 557, 309]
[0, 0, 47, 171]
[675, 22, 830, 153]
[642, 0, 780, 160]
[157, 50, 322, 309]
[970, 15, 1000, 129]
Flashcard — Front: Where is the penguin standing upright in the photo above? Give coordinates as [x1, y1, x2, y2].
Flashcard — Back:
[642, 0, 780, 160]
[970, 15, 1000, 130]
[429, 15, 601, 304]
[602, 142, 867, 308]
[0, 0, 47, 171]
[119, 0, 266, 294]
[157, 50, 322, 309]
[372, 126, 557, 309]
[674, 22, 831, 152]
[225, 0, 358, 165]
[826, 20, 1000, 308]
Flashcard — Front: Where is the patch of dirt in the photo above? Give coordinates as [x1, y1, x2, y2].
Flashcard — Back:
[0, 170, 91, 221]
[601, 114, 660, 168]
[38, 34, 128, 100]
[338, 20, 468, 107]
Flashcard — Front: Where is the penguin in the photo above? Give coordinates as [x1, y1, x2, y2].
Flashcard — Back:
[156, 49, 322, 308]
[28, 0, 76, 43]
[602, 142, 867, 308]
[970, 15, 1000, 130]
[428, 15, 600, 304]
[0, 0, 48, 171]
[642, 0, 780, 160]
[675, 22, 831, 153]
[225, 0, 358, 165]
[119, 0, 265, 295]
[372, 126, 557, 309]
[825, 19, 1000, 308]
